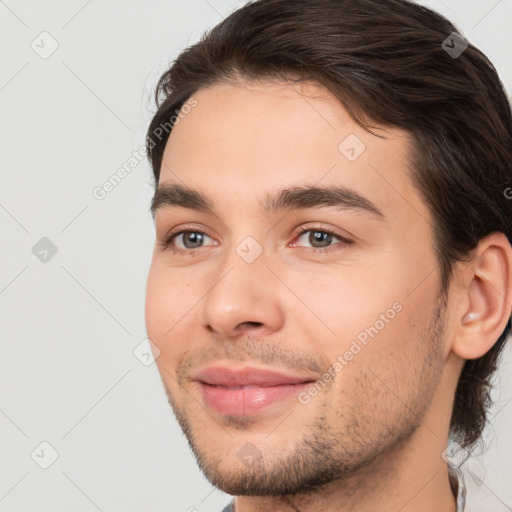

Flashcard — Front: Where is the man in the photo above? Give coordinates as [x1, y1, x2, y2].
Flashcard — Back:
[144, 0, 512, 510]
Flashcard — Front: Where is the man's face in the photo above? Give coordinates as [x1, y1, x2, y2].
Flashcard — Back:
[145, 80, 452, 495]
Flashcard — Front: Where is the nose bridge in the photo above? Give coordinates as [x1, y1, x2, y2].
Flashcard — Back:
[216, 227, 270, 287]
[201, 233, 284, 336]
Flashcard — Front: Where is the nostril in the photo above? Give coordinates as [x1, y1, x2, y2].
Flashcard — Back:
[238, 321, 263, 330]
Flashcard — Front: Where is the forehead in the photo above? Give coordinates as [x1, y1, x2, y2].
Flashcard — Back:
[158, 80, 431, 228]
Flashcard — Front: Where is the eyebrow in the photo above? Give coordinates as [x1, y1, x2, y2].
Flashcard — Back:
[150, 183, 385, 219]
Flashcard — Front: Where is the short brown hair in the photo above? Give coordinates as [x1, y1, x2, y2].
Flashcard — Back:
[146, 0, 512, 450]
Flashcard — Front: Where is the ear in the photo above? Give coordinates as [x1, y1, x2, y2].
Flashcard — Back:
[451, 232, 512, 360]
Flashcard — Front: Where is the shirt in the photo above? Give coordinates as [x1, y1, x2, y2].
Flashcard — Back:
[219, 464, 466, 512]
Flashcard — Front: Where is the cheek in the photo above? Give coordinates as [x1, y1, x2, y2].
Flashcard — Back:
[145, 262, 197, 359]
[308, 257, 436, 375]
[300, 267, 401, 342]
[145, 264, 167, 340]
[145, 267, 196, 404]
[322, 298, 438, 435]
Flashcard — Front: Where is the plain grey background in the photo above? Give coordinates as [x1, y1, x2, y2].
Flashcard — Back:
[1, 1, 511, 511]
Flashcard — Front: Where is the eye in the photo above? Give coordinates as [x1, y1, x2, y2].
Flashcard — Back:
[292, 227, 353, 253]
[159, 225, 353, 255]
[159, 229, 217, 254]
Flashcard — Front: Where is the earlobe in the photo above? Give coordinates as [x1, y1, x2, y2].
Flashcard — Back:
[452, 233, 512, 360]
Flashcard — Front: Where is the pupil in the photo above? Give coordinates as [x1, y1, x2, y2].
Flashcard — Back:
[311, 231, 331, 247]
[185, 232, 203, 248]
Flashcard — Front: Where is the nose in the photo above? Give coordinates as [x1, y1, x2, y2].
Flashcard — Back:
[201, 245, 285, 339]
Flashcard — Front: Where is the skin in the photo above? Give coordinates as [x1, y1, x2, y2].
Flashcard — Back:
[145, 79, 512, 512]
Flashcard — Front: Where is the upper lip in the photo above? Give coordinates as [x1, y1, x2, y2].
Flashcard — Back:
[193, 364, 317, 387]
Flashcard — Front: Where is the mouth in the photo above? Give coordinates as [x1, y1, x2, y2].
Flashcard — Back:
[192, 364, 317, 415]
[209, 383, 308, 389]
[197, 381, 315, 415]
[193, 364, 317, 386]
[213, 384, 270, 389]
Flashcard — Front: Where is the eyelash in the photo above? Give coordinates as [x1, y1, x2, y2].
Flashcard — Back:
[159, 226, 353, 256]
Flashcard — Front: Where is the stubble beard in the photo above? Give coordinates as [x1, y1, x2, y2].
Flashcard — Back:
[162, 297, 447, 498]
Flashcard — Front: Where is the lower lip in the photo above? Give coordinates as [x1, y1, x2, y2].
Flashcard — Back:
[198, 382, 313, 415]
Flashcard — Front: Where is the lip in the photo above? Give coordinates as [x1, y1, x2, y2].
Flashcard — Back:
[193, 364, 316, 415]
[193, 364, 317, 387]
